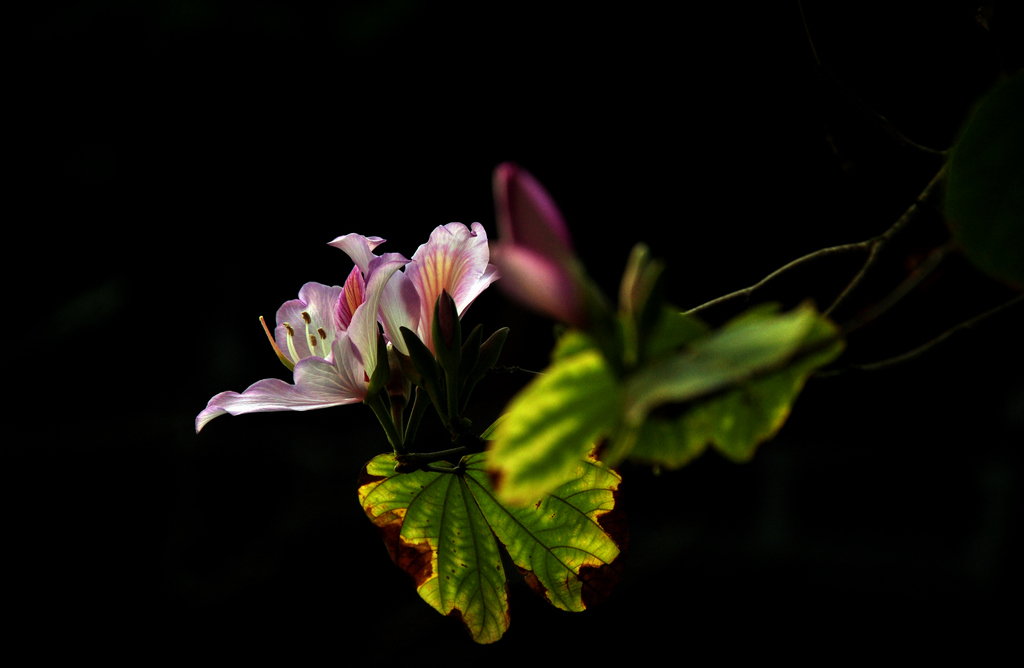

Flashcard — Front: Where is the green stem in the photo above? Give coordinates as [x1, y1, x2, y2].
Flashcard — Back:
[426, 463, 465, 475]
[394, 445, 472, 473]
[445, 364, 459, 427]
[390, 393, 407, 445]
[403, 386, 431, 449]
[365, 391, 404, 454]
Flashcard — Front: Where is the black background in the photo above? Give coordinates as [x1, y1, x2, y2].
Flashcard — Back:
[18, 0, 1023, 661]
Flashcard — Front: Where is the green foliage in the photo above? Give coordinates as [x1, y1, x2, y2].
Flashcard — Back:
[488, 301, 843, 500]
[357, 452, 625, 644]
[945, 71, 1024, 287]
[487, 332, 623, 505]
[629, 310, 842, 467]
[623, 302, 835, 426]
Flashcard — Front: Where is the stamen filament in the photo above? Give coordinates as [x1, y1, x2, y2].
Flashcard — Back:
[260, 316, 295, 371]
[283, 322, 301, 362]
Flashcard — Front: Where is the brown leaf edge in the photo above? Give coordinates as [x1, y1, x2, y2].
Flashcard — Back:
[356, 468, 434, 591]
[518, 466, 629, 610]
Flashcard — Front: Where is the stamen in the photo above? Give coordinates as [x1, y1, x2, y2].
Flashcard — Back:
[318, 327, 327, 341]
[304, 318, 319, 357]
[283, 321, 301, 362]
[260, 315, 294, 371]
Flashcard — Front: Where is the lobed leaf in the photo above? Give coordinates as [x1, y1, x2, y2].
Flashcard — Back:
[357, 452, 625, 643]
[464, 454, 625, 612]
[358, 454, 509, 643]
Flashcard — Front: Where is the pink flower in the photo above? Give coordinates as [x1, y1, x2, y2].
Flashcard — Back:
[490, 163, 588, 328]
[330, 223, 499, 354]
[196, 223, 499, 433]
[195, 254, 407, 433]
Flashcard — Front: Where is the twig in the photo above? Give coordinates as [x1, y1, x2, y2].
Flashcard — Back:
[837, 240, 954, 336]
[816, 293, 1023, 377]
[687, 166, 945, 320]
[489, 365, 545, 376]
[824, 165, 946, 317]
[685, 241, 870, 317]
[394, 445, 472, 473]
[797, 0, 947, 158]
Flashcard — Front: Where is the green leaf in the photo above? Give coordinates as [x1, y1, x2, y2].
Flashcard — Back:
[400, 325, 447, 425]
[627, 309, 843, 468]
[945, 71, 1024, 287]
[357, 452, 625, 644]
[487, 331, 623, 505]
[643, 306, 710, 361]
[460, 327, 509, 413]
[623, 302, 828, 426]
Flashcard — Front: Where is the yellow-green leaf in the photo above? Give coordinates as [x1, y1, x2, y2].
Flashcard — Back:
[357, 452, 625, 643]
[487, 331, 623, 505]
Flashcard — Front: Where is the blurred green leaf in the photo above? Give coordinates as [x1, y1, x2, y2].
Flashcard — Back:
[357, 452, 624, 643]
[487, 331, 623, 505]
[945, 71, 1024, 287]
[623, 303, 830, 425]
[643, 306, 710, 360]
[628, 314, 842, 467]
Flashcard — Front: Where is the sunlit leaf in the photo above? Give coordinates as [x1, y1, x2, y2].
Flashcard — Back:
[357, 452, 625, 643]
[945, 71, 1024, 287]
[357, 454, 508, 643]
[643, 306, 710, 360]
[627, 309, 842, 467]
[487, 331, 623, 505]
[469, 454, 625, 612]
[623, 303, 828, 426]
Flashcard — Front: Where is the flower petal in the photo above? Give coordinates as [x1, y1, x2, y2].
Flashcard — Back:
[407, 222, 499, 350]
[493, 162, 574, 263]
[335, 265, 366, 331]
[377, 268, 420, 355]
[348, 253, 410, 374]
[489, 244, 586, 327]
[195, 353, 363, 433]
[327, 234, 387, 275]
[274, 282, 344, 364]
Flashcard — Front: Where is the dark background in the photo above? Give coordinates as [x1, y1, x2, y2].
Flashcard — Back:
[18, 0, 1022, 661]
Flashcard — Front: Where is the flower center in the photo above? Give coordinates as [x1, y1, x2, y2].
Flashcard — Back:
[282, 310, 330, 361]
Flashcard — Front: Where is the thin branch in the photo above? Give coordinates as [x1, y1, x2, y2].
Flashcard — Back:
[394, 445, 472, 473]
[685, 241, 870, 318]
[837, 240, 954, 337]
[824, 165, 946, 317]
[816, 293, 1023, 377]
[365, 391, 404, 455]
[402, 386, 431, 449]
[687, 165, 945, 321]
[489, 365, 546, 376]
[797, 0, 947, 157]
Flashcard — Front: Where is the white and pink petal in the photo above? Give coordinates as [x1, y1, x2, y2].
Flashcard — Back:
[274, 282, 344, 364]
[194, 354, 364, 433]
[407, 222, 499, 349]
